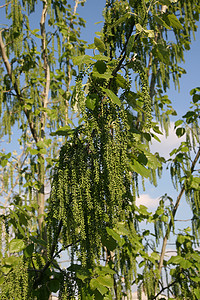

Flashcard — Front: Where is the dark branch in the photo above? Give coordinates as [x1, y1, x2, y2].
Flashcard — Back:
[33, 220, 63, 288]
[158, 146, 200, 273]
[111, 17, 136, 77]
[153, 279, 177, 300]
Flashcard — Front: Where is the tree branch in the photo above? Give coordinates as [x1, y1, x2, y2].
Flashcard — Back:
[111, 16, 135, 77]
[0, 31, 39, 143]
[33, 219, 80, 289]
[158, 146, 200, 273]
[33, 220, 63, 288]
[38, 0, 50, 235]
[40, 0, 50, 139]
[0, 2, 11, 9]
[153, 279, 176, 300]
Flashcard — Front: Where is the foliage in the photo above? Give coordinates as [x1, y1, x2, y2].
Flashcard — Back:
[0, 0, 200, 299]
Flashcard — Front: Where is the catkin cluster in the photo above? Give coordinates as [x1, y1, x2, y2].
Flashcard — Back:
[47, 93, 134, 265]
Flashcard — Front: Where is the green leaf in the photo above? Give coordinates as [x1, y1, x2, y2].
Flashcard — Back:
[170, 148, 177, 156]
[101, 235, 117, 251]
[116, 74, 127, 89]
[194, 289, 200, 299]
[153, 15, 171, 30]
[110, 12, 131, 27]
[106, 227, 124, 245]
[182, 111, 196, 123]
[39, 148, 47, 154]
[36, 141, 46, 148]
[90, 278, 99, 290]
[86, 97, 96, 110]
[168, 255, 182, 265]
[76, 269, 90, 282]
[139, 260, 145, 267]
[29, 148, 39, 155]
[72, 55, 93, 66]
[97, 285, 108, 295]
[5, 152, 11, 159]
[150, 251, 160, 261]
[127, 35, 135, 55]
[95, 266, 116, 276]
[93, 70, 113, 80]
[180, 259, 192, 269]
[96, 275, 113, 288]
[48, 279, 60, 293]
[146, 152, 162, 169]
[155, 43, 170, 64]
[102, 88, 121, 106]
[190, 177, 200, 190]
[94, 37, 105, 53]
[136, 23, 144, 32]
[190, 87, 200, 95]
[4, 256, 20, 266]
[24, 243, 34, 258]
[174, 120, 183, 127]
[176, 127, 185, 137]
[167, 14, 184, 30]
[30, 236, 47, 247]
[151, 133, 161, 142]
[145, 30, 154, 38]
[168, 255, 192, 268]
[193, 94, 200, 103]
[93, 54, 109, 61]
[143, 132, 151, 142]
[180, 146, 189, 152]
[115, 222, 129, 236]
[158, 0, 171, 5]
[44, 138, 52, 146]
[94, 61, 107, 74]
[50, 125, 74, 137]
[138, 152, 148, 165]
[25, 104, 32, 110]
[153, 126, 163, 135]
[9, 239, 25, 253]
[191, 276, 200, 283]
[0, 159, 7, 167]
[130, 160, 151, 178]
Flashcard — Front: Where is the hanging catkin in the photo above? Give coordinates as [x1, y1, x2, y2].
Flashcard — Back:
[47, 93, 134, 265]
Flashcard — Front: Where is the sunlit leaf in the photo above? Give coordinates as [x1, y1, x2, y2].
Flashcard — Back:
[154, 15, 171, 30]
[130, 160, 151, 178]
[102, 88, 121, 106]
[9, 239, 25, 253]
[167, 14, 184, 30]
[94, 37, 105, 53]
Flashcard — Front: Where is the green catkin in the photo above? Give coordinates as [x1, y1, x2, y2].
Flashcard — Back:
[47, 91, 134, 266]
[132, 59, 152, 130]
[0, 258, 30, 299]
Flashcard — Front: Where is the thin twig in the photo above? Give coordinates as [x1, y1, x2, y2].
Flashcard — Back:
[158, 146, 200, 273]
[111, 16, 135, 77]
[1, 150, 28, 209]
[0, 32, 39, 143]
[0, 2, 11, 9]
[153, 279, 176, 300]
[33, 220, 63, 288]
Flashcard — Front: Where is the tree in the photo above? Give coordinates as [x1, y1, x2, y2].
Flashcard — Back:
[0, 0, 200, 299]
